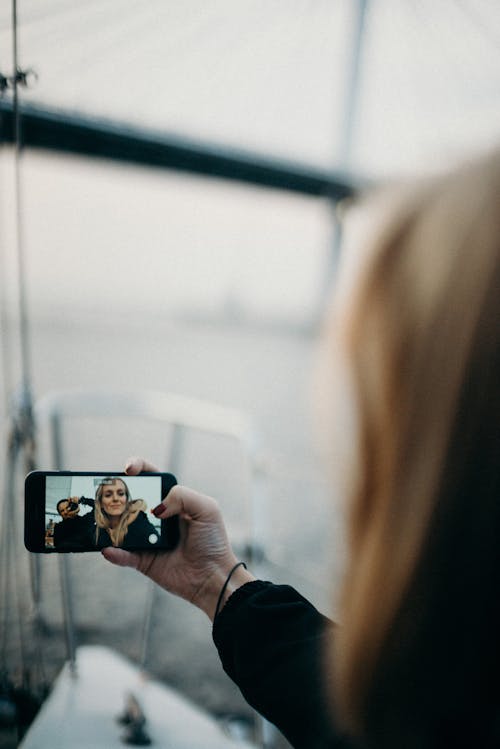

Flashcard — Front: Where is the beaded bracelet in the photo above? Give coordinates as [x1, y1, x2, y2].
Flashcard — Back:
[214, 561, 247, 619]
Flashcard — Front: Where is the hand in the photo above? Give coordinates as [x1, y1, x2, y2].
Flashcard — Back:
[102, 457, 254, 620]
[61, 497, 81, 519]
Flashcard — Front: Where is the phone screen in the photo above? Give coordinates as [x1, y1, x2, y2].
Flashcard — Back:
[25, 471, 178, 553]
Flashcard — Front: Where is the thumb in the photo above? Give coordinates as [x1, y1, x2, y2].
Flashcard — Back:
[102, 547, 140, 569]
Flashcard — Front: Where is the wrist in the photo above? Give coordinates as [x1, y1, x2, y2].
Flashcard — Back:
[195, 560, 255, 621]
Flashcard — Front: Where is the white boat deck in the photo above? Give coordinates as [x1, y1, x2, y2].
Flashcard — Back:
[19, 645, 256, 749]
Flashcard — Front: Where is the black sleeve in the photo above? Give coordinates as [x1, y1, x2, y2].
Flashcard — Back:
[121, 512, 159, 549]
[53, 521, 62, 547]
[213, 580, 348, 749]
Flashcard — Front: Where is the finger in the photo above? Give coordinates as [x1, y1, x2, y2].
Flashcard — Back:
[151, 485, 218, 521]
[125, 456, 160, 475]
[102, 547, 140, 569]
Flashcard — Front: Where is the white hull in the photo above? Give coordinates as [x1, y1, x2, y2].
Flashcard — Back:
[19, 645, 255, 749]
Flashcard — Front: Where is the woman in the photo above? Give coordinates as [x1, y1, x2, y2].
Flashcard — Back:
[95, 477, 160, 549]
[103, 148, 500, 748]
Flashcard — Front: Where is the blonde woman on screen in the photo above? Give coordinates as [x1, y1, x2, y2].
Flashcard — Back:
[94, 478, 160, 550]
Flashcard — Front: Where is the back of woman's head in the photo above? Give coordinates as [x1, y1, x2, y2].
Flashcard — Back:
[332, 149, 500, 748]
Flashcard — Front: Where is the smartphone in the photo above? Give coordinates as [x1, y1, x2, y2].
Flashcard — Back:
[25, 471, 179, 553]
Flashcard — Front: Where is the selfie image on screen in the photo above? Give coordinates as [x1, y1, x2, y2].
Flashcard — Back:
[45, 475, 164, 551]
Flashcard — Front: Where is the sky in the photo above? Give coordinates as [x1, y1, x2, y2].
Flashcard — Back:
[1, 1, 499, 176]
[1, 0, 499, 331]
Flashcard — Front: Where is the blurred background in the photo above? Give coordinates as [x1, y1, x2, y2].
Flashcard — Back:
[1, 2, 500, 747]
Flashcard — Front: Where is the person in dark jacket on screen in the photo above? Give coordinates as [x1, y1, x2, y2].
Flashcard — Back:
[103, 148, 500, 749]
[53, 496, 95, 550]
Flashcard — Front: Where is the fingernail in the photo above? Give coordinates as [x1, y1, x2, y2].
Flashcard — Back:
[152, 503, 165, 517]
[125, 463, 132, 473]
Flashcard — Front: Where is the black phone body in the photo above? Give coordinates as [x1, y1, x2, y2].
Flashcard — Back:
[25, 471, 179, 553]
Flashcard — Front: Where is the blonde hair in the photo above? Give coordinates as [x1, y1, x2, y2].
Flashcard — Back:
[94, 478, 146, 547]
[331, 150, 500, 747]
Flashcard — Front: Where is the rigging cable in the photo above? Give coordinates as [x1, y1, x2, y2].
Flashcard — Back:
[0, 2, 48, 731]
[11, 0, 32, 398]
[0, 3, 29, 689]
[11, 0, 49, 697]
